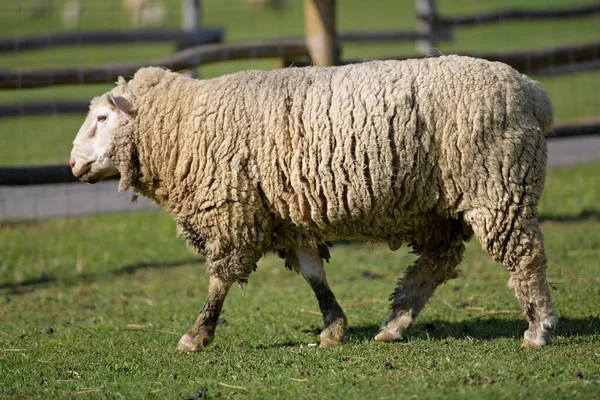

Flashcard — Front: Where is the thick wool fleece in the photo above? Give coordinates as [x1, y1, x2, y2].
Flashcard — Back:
[108, 56, 553, 282]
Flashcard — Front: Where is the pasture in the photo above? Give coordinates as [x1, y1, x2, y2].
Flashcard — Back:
[1, 164, 599, 398]
[0, 0, 599, 398]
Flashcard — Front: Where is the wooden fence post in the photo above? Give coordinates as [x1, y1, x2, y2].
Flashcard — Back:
[304, 0, 338, 66]
[416, 0, 437, 54]
[182, 0, 202, 77]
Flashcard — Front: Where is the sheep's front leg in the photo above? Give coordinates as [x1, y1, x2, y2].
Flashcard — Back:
[295, 248, 347, 347]
[178, 275, 232, 352]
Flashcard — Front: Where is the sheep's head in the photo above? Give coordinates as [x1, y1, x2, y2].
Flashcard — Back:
[70, 88, 134, 185]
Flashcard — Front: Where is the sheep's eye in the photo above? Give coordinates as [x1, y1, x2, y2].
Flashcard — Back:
[97, 115, 107, 123]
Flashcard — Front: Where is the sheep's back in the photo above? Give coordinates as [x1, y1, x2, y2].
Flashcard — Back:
[212, 57, 549, 241]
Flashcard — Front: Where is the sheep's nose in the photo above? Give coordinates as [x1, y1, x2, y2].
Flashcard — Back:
[69, 159, 76, 169]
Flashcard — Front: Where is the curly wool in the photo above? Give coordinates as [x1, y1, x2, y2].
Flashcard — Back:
[108, 55, 553, 282]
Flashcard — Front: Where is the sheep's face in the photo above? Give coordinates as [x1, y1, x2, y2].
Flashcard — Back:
[70, 94, 133, 183]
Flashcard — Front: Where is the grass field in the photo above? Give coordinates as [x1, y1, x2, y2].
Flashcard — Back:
[0, 163, 599, 398]
[1, 0, 600, 166]
[1, 1, 599, 398]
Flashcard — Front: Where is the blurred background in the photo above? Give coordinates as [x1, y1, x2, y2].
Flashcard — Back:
[1, 0, 599, 220]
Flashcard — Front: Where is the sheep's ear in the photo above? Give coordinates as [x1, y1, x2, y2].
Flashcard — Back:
[108, 93, 135, 116]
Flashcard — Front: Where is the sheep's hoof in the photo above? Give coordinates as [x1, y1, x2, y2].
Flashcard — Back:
[319, 321, 347, 348]
[177, 332, 213, 352]
[319, 333, 346, 348]
[522, 325, 552, 348]
[374, 328, 402, 343]
[520, 339, 543, 348]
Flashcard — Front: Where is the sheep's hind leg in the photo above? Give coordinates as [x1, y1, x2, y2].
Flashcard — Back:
[465, 207, 557, 346]
[178, 275, 232, 352]
[293, 247, 347, 347]
[376, 236, 465, 342]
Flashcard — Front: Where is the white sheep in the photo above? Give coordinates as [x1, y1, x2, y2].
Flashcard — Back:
[122, 0, 166, 26]
[62, 0, 82, 29]
[70, 56, 556, 352]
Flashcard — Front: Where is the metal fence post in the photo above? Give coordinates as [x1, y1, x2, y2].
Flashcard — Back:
[182, 0, 201, 77]
[416, 0, 437, 54]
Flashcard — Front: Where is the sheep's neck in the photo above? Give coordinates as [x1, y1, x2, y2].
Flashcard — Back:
[133, 90, 210, 214]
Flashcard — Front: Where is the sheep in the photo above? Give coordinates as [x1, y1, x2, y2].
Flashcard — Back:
[62, 0, 82, 29]
[139, 1, 166, 27]
[122, 0, 148, 25]
[122, 0, 166, 27]
[70, 55, 556, 352]
[30, 0, 53, 18]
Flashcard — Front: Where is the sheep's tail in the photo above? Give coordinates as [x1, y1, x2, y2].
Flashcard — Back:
[526, 76, 554, 135]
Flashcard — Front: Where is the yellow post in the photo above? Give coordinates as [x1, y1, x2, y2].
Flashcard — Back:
[304, 0, 338, 66]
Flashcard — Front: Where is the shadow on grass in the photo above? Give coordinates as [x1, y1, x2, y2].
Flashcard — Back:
[0, 257, 203, 295]
[250, 316, 599, 350]
[346, 316, 600, 342]
[539, 208, 600, 223]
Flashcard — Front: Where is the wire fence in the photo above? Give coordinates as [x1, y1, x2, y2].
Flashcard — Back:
[1, 0, 599, 221]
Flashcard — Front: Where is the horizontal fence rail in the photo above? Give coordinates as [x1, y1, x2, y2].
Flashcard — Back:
[0, 165, 119, 186]
[1, 42, 600, 119]
[0, 100, 89, 118]
[352, 41, 600, 75]
[2, 39, 600, 90]
[338, 28, 452, 43]
[0, 28, 223, 53]
[0, 39, 309, 89]
[434, 2, 600, 26]
[552, 123, 600, 139]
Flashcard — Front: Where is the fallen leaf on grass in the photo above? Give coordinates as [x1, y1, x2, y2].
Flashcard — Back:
[550, 380, 593, 391]
[124, 324, 177, 335]
[75, 387, 103, 394]
[219, 382, 247, 391]
[300, 309, 321, 316]
[463, 307, 520, 315]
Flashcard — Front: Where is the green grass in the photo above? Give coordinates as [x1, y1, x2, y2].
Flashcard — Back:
[1, 163, 599, 398]
[0, 2, 598, 398]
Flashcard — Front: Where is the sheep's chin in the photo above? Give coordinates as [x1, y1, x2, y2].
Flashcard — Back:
[79, 167, 119, 184]
[78, 171, 101, 184]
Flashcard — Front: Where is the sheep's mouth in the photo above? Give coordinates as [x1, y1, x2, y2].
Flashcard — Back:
[76, 168, 101, 184]
[77, 170, 100, 184]
[73, 162, 92, 179]
[78, 168, 119, 184]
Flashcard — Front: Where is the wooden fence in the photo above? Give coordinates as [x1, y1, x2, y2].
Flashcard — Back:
[0, 28, 223, 53]
[1, 0, 599, 186]
[1, 39, 599, 115]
